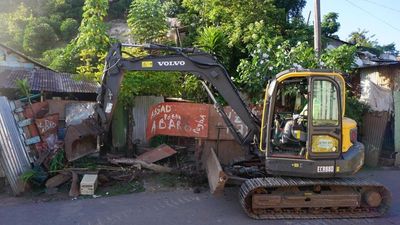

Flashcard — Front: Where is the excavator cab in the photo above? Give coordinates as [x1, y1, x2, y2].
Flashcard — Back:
[260, 70, 365, 178]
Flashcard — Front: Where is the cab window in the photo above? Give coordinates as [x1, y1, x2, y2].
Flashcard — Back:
[312, 80, 339, 126]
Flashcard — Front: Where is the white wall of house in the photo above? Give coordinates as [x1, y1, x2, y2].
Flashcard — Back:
[359, 66, 400, 112]
[0, 46, 35, 69]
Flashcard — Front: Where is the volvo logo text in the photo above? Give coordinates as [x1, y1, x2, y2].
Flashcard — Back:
[157, 61, 186, 66]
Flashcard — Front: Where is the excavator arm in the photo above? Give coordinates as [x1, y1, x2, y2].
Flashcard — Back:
[65, 43, 260, 161]
[97, 43, 260, 146]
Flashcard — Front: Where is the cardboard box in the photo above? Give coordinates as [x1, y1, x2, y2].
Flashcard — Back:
[80, 174, 98, 195]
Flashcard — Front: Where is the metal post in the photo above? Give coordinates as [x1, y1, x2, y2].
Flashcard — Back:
[314, 0, 321, 58]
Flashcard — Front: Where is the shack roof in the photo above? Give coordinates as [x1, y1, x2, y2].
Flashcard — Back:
[0, 69, 98, 93]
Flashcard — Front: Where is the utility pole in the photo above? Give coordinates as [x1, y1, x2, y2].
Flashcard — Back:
[314, 0, 321, 58]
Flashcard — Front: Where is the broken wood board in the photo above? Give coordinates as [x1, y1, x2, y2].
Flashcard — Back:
[45, 172, 71, 188]
[109, 158, 172, 173]
[69, 171, 79, 197]
[136, 144, 177, 163]
[203, 147, 228, 195]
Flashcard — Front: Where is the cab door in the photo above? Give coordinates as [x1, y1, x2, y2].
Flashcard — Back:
[308, 77, 342, 159]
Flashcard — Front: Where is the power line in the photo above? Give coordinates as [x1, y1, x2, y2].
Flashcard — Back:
[344, 0, 400, 33]
[356, 0, 400, 14]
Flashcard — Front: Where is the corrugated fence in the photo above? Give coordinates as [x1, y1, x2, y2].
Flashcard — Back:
[0, 96, 31, 195]
[132, 96, 164, 145]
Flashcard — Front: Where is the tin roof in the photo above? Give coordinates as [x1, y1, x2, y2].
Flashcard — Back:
[0, 69, 98, 93]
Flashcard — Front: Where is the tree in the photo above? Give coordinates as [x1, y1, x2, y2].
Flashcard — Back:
[347, 29, 377, 48]
[321, 44, 357, 74]
[109, 0, 132, 19]
[74, 0, 110, 80]
[162, 0, 184, 18]
[41, 44, 80, 73]
[118, 47, 184, 106]
[376, 43, 398, 55]
[0, 3, 33, 51]
[127, 0, 168, 43]
[23, 20, 58, 57]
[322, 12, 340, 37]
[181, 0, 306, 47]
[46, 14, 63, 33]
[60, 18, 79, 40]
[195, 26, 229, 61]
[236, 38, 318, 102]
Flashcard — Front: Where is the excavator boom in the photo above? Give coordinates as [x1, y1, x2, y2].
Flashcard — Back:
[98, 43, 260, 145]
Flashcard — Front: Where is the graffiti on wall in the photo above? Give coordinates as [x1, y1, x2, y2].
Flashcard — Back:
[146, 102, 210, 140]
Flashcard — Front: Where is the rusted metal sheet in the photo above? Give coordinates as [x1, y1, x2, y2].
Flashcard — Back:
[146, 102, 209, 140]
[199, 140, 245, 165]
[136, 144, 177, 163]
[132, 96, 164, 145]
[65, 119, 103, 161]
[362, 111, 390, 167]
[23, 101, 49, 119]
[207, 105, 262, 141]
[203, 147, 227, 195]
[0, 96, 31, 195]
[208, 106, 248, 141]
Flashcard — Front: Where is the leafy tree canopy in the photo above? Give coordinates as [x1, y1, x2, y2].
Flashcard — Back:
[127, 0, 168, 43]
[23, 19, 58, 57]
[322, 12, 340, 37]
[74, 0, 110, 81]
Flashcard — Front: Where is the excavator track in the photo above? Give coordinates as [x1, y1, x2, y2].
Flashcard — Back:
[239, 177, 391, 219]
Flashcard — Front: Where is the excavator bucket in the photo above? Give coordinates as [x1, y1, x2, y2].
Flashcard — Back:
[64, 119, 103, 162]
[203, 147, 228, 195]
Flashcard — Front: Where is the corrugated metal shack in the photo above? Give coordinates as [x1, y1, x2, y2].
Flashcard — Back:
[357, 52, 400, 167]
[0, 43, 99, 194]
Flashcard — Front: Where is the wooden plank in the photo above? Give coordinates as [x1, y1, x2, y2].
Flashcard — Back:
[136, 144, 177, 163]
[108, 158, 173, 173]
[45, 173, 71, 188]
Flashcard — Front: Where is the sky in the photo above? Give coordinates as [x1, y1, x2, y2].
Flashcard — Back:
[302, 0, 400, 48]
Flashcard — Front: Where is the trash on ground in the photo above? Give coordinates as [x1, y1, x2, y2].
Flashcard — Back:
[80, 174, 98, 196]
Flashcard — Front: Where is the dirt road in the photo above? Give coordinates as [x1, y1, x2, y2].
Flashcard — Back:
[0, 168, 399, 225]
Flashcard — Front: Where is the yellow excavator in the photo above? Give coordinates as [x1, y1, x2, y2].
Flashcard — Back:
[65, 43, 391, 219]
